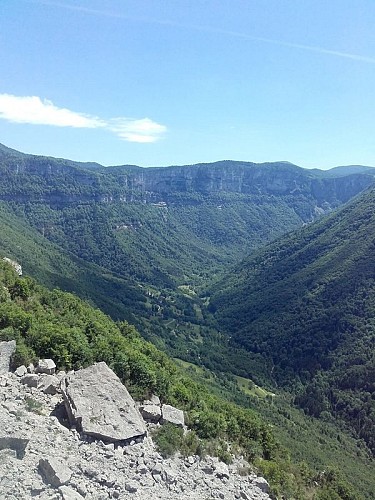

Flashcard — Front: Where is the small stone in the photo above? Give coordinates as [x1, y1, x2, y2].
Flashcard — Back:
[30, 479, 45, 497]
[137, 465, 148, 474]
[152, 463, 163, 475]
[140, 476, 154, 488]
[0, 448, 17, 461]
[37, 359, 56, 375]
[56, 370, 67, 380]
[27, 363, 35, 373]
[201, 461, 215, 474]
[15, 365, 27, 377]
[215, 461, 230, 479]
[21, 374, 39, 388]
[84, 467, 98, 478]
[38, 457, 72, 487]
[253, 476, 270, 493]
[125, 481, 138, 493]
[59, 486, 85, 500]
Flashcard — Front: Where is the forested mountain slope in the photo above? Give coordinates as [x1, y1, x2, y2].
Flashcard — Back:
[0, 202, 150, 321]
[210, 185, 375, 454]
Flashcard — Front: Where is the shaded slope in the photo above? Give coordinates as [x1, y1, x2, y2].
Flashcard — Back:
[0, 202, 147, 322]
[210, 186, 375, 452]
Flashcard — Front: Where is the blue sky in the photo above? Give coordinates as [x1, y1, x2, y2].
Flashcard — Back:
[1, 0, 375, 168]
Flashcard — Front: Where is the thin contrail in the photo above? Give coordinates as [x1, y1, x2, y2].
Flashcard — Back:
[202, 27, 375, 64]
[25, 0, 375, 64]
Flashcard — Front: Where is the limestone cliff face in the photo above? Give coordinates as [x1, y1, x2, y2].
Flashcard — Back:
[0, 146, 374, 208]
[132, 161, 374, 202]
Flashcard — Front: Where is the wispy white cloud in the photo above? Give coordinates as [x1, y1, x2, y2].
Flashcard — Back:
[0, 94, 166, 143]
[25, 0, 375, 65]
[0, 94, 104, 128]
[109, 118, 167, 143]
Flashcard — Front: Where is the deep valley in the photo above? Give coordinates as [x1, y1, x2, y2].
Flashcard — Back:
[0, 142, 374, 499]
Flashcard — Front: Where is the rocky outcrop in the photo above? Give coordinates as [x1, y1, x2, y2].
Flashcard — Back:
[0, 340, 16, 373]
[61, 362, 147, 444]
[2, 257, 22, 276]
[0, 353, 272, 499]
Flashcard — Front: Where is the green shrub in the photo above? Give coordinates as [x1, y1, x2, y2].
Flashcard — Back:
[25, 397, 43, 415]
[153, 424, 185, 458]
[153, 424, 202, 458]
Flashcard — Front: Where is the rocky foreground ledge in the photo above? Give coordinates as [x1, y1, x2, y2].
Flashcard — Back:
[0, 341, 271, 500]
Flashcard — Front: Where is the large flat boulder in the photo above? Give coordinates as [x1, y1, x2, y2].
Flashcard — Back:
[0, 340, 16, 373]
[61, 362, 147, 443]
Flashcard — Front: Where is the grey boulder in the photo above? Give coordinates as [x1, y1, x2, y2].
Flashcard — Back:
[161, 404, 185, 427]
[14, 365, 27, 377]
[37, 374, 60, 395]
[21, 374, 39, 388]
[140, 404, 162, 423]
[0, 436, 29, 459]
[37, 359, 56, 375]
[61, 362, 147, 443]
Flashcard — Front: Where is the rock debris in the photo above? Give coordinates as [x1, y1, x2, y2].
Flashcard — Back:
[0, 357, 271, 500]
